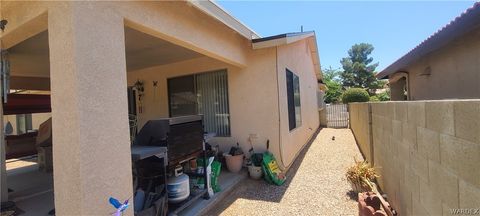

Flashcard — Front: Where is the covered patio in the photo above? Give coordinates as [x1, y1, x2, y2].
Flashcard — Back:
[1, 1, 252, 215]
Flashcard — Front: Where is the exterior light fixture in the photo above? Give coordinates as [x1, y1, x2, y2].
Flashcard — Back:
[0, 19, 7, 32]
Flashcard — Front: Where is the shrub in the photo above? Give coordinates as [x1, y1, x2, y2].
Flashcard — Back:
[377, 90, 390, 101]
[342, 88, 370, 104]
[369, 96, 379, 102]
[346, 159, 379, 191]
[324, 80, 343, 104]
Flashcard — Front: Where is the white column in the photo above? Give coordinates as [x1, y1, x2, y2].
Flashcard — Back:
[48, 2, 133, 215]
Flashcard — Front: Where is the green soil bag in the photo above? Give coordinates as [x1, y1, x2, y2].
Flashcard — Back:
[262, 151, 286, 186]
[210, 161, 222, 193]
[197, 159, 222, 193]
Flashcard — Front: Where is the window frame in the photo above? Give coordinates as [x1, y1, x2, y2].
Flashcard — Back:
[286, 68, 302, 131]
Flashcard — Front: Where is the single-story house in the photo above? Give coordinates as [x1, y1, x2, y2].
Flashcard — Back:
[377, 2, 480, 101]
[0, 1, 324, 214]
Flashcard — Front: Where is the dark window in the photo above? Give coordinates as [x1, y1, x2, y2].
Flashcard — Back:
[127, 87, 137, 116]
[168, 75, 197, 117]
[286, 69, 301, 131]
[168, 70, 230, 136]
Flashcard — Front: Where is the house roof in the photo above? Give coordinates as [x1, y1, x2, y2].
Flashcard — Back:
[251, 31, 315, 47]
[188, 0, 260, 39]
[252, 31, 322, 81]
[188, 1, 323, 81]
[377, 2, 480, 79]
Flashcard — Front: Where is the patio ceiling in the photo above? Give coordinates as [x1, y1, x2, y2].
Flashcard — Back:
[5, 27, 204, 89]
[124, 27, 203, 71]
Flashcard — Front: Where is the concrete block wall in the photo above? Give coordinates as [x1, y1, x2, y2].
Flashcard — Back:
[349, 100, 480, 216]
[349, 103, 373, 163]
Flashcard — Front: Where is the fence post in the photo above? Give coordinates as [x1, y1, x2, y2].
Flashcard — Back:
[368, 103, 374, 166]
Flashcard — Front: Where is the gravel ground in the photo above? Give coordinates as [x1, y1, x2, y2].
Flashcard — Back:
[204, 128, 363, 216]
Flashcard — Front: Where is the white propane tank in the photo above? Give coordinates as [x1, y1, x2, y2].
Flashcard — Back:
[167, 173, 190, 203]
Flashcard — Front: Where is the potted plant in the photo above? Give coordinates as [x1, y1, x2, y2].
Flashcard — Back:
[224, 143, 244, 173]
[246, 147, 263, 180]
[346, 159, 379, 193]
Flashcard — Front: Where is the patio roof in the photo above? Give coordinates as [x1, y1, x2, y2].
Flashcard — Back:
[377, 2, 480, 79]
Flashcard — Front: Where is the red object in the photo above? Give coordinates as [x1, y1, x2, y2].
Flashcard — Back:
[358, 192, 392, 216]
[3, 94, 51, 115]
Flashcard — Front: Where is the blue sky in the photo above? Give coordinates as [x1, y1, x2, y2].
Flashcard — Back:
[217, 1, 476, 72]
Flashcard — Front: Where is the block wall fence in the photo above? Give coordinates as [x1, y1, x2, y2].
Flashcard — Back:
[349, 100, 480, 215]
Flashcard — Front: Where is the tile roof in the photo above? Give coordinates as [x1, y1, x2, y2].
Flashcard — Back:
[377, 2, 480, 79]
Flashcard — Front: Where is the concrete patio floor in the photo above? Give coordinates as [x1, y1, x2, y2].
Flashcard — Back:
[5, 157, 54, 216]
[204, 128, 363, 216]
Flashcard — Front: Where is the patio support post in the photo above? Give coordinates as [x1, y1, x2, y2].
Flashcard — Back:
[48, 2, 133, 215]
[0, 81, 6, 203]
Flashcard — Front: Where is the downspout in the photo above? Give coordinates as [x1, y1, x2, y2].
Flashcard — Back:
[274, 46, 287, 168]
[406, 72, 411, 100]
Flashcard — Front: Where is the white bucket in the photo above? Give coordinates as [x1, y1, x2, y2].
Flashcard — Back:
[248, 165, 263, 180]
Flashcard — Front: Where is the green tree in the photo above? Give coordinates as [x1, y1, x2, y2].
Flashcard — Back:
[323, 66, 341, 82]
[322, 67, 343, 103]
[340, 43, 383, 95]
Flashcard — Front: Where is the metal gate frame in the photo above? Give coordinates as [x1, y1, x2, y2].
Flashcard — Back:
[326, 104, 349, 128]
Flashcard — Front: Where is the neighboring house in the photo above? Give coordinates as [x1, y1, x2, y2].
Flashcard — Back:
[377, 2, 480, 101]
[0, 1, 323, 214]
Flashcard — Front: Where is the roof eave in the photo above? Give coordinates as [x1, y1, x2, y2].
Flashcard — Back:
[251, 31, 323, 81]
[188, 0, 261, 39]
[378, 2, 480, 80]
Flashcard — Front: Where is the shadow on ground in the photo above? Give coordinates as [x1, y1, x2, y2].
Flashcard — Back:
[205, 128, 323, 214]
[346, 190, 358, 200]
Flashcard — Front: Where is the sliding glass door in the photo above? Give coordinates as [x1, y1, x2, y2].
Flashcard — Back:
[167, 69, 230, 136]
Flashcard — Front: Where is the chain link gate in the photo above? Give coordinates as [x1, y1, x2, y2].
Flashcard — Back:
[326, 104, 349, 128]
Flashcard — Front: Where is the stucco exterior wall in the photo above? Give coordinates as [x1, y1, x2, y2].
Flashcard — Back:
[349, 101, 480, 215]
[397, 28, 480, 100]
[127, 52, 282, 167]
[47, 2, 134, 215]
[1, 1, 249, 67]
[276, 40, 320, 167]
[127, 39, 320, 169]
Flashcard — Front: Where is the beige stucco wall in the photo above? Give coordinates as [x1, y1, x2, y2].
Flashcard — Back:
[127, 39, 320, 169]
[276, 40, 320, 167]
[47, 2, 134, 215]
[126, 53, 280, 159]
[391, 28, 480, 100]
[350, 101, 480, 215]
[0, 1, 250, 67]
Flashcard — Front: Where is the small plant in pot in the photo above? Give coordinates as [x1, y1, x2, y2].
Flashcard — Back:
[346, 159, 379, 193]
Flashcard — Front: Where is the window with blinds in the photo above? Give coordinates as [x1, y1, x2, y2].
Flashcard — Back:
[168, 69, 230, 136]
